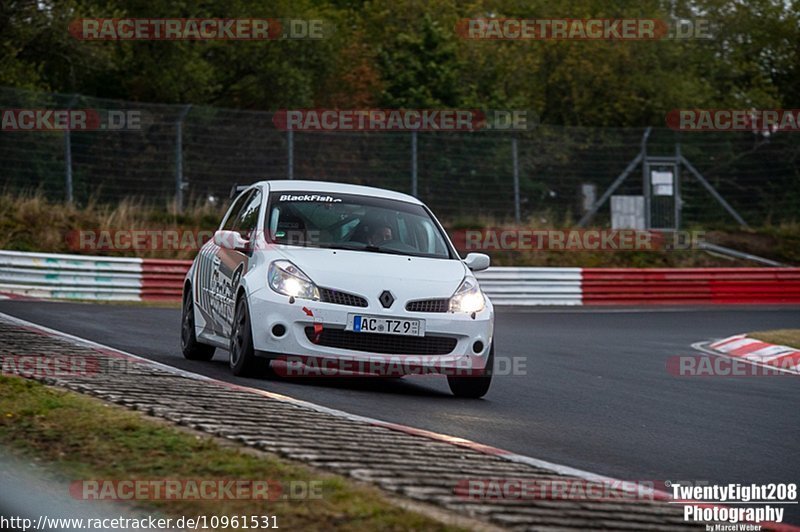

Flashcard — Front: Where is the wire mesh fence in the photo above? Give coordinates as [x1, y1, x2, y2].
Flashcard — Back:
[1, 87, 798, 227]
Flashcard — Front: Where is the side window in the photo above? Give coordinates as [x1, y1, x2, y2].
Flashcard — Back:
[221, 191, 252, 231]
[231, 190, 262, 240]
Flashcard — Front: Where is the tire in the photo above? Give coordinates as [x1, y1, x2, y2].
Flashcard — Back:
[181, 288, 215, 361]
[229, 295, 262, 377]
[447, 343, 493, 398]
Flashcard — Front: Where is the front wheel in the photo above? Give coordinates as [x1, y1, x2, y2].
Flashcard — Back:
[447, 344, 494, 398]
[181, 288, 215, 361]
[229, 296, 262, 377]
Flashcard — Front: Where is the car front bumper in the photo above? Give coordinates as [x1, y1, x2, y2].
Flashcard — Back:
[247, 286, 494, 374]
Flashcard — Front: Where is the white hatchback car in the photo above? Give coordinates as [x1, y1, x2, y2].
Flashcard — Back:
[181, 180, 495, 397]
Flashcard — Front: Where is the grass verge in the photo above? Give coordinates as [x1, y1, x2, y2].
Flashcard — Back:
[748, 329, 800, 350]
[0, 376, 462, 531]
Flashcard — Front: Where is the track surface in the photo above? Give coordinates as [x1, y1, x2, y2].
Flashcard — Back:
[2, 300, 798, 520]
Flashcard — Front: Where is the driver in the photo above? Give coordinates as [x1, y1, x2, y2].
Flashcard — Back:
[367, 224, 393, 246]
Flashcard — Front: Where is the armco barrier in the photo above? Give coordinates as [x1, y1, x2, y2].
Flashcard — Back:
[141, 259, 191, 301]
[582, 268, 800, 305]
[0, 251, 143, 301]
[1, 251, 798, 305]
[474, 267, 582, 306]
[0, 251, 191, 302]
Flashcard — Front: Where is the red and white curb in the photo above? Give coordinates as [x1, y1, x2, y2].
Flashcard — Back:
[0, 291, 32, 301]
[703, 335, 800, 375]
[2, 311, 799, 531]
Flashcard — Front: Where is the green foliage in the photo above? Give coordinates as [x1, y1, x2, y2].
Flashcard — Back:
[1, 0, 797, 125]
[375, 13, 465, 108]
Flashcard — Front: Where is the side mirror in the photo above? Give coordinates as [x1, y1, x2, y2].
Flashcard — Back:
[464, 252, 490, 272]
[214, 230, 249, 251]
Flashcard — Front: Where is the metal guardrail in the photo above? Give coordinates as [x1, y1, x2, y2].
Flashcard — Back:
[697, 241, 784, 267]
[141, 259, 191, 301]
[0, 251, 587, 305]
[582, 267, 800, 305]
[1, 251, 798, 305]
[0, 251, 144, 301]
[475, 267, 582, 306]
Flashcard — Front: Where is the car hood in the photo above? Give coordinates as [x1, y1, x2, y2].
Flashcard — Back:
[275, 247, 467, 301]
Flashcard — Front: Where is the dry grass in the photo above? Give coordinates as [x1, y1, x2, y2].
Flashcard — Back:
[0, 192, 796, 266]
[749, 329, 800, 350]
[0, 191, 224, 259]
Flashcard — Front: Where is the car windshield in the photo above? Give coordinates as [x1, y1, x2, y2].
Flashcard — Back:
[267, 191, 452, 259]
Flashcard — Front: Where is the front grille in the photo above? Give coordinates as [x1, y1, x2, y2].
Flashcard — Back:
[305, 327, 457, 355]
[406, 299, 449, 313]
[319, 287, 368, 307]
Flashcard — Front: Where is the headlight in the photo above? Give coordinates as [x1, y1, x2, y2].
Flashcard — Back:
[268, 260, 319, 300]
[449, 276, 485, 313]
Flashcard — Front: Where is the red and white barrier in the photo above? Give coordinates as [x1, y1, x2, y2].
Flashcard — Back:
[1, 251, 799, 305]
[581, 268, 800, 305]
[140, 259, 190, 301]
[0, 251, 188, 302]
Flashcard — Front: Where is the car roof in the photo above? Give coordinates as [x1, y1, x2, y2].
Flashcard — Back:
[248, 180, 423, 205]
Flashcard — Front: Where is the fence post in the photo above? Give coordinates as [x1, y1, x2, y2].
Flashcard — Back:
[175, 104, 192, 212]
[512, 135, 520, 223]
[64, 94, 78, 203]
[675, 142, 682, 229]
[641, 127, 652, 229]
[411, 131, 418, 196]
[680, 154, 749, 228]
[287, 130, 294, 179]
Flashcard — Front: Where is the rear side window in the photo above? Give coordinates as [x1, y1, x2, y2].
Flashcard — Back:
[230, 190, 262, 239]
[221, 191, 252, 232]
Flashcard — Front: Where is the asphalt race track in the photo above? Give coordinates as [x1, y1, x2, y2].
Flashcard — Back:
[1, 300, 798, 521]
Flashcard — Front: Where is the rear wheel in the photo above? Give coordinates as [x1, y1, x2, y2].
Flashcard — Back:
[181, 288, 215, 361]
[229, 295, 262, 377]
[447, 344, 493, 398]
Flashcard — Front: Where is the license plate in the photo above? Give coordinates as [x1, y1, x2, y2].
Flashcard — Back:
[347, 315, 424, 337]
